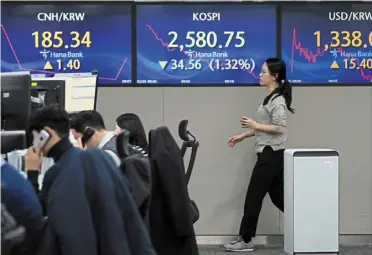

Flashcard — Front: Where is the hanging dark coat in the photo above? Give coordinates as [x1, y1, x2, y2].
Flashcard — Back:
[148, 127, 198, 255]
[37, 146, 155, 255]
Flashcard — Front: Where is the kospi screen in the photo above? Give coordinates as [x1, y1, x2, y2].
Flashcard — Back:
[1, 3, 131, 85]
[136, 4, 277, 85]
[282, 4, 372, 84]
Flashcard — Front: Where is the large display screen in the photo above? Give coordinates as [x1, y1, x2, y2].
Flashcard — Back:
[282, 4, 372, 84]
[1, 3, 132, 85]
[136, 4, 277, 85]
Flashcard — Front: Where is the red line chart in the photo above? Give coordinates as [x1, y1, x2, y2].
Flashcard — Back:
[1, 24, 127, 81]
[145, 24, 259, 80]
[290, 27, 372, 81]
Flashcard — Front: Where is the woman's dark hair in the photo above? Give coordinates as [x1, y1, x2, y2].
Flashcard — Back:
[263, 58, 295, 114]
[116, 113, 148, 152]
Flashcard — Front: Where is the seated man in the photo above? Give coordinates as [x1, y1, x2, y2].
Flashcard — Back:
[70, 110, 120, 166]
[71, 111, 152, 219]
[26, 105, 155, 255]
[1, 158, 44, 255]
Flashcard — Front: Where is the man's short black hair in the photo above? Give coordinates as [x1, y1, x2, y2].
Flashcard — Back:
[29, 105, 70, 137]
[70, 110, 106, 133]
[69, 112, 84, 133]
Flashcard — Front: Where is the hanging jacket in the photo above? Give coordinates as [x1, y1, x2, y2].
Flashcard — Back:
[36, 142, 155, 255]
[148, 126, 198, 255]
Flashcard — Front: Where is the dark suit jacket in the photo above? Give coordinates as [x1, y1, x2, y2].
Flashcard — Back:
[1, 162, 44, 255]
[148, 127, 198, 255]
[37, 147, 155, 255]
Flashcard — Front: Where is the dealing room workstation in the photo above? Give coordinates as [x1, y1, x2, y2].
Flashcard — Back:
[1, 1, 371, 255]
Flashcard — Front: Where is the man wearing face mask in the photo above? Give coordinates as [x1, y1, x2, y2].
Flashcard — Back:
[25, 105, 156, 255]
[69, 110, 121, 166]
[25, 105, 73, 211]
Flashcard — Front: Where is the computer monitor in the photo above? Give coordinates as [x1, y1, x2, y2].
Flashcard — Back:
[1, 130, 27, 154]
[31, 73, 97, 112]
[30, 80, 65, 112]
[1, 72, 31, 130]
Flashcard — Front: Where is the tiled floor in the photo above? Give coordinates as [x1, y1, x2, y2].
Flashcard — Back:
[199, 245, 372, 255]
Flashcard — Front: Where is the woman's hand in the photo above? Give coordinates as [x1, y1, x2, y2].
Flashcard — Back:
[240, 116, 259, 130]
[227, 134, 245, 147]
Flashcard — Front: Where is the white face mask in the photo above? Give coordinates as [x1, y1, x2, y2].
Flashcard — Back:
[69, 130, 77, 145]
